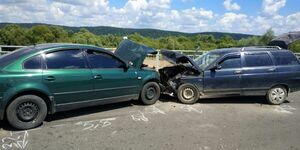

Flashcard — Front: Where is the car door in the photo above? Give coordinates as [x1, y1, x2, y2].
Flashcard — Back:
[85, 49, 139, 100]
[203, 53, 242, 95]
[241, 52, 276, 95]
[42, 49, 94, 106]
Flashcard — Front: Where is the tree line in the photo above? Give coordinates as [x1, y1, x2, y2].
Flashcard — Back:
[0, 24, 299, 52]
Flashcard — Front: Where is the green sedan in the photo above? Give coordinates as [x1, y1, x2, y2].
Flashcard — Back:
[0, 40, 161, 129]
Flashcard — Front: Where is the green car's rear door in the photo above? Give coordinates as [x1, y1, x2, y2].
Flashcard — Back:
[86, 50, 139, 100]
[42, 49, 94, 106]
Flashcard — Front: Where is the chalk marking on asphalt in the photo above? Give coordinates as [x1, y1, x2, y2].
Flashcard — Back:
[75, 117, 116, 130]
[198, 124, 217, 128]
[180, 105, 203, 114]
[111, 130, 118, 137]
[144, 106, 166, 115]
[51, 124, 67, 128]
[274, 104, 296, 114]
[130, 111, 149, 122]
[1, 131, 29, 149]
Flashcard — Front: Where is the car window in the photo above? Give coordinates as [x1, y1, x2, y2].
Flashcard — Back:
[23, 55, 42, 69]
[45, 50, 86, 69]
[195, 52, 222, 70]
[271, 51, 299, 65]
[219, 56, 241, 69]
[244, 53, 273, 67]
[87, 50, 124, 69]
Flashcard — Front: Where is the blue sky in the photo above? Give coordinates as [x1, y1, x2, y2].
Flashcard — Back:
[0, 0, 299, 35]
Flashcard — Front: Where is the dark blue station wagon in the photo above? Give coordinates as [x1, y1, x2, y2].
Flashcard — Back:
[159, 46, 300, 105]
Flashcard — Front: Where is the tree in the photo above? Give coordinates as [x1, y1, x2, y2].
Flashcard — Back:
[27, 25, 56, 44]
[72, 28, 104, 46]
[237, 36, 260, 46]
[49, 26, 70, 42]
[217, 35, 236, 48]
[0, 25, 29, 45]
[289, 40, 300, 53]
[259, 28, 275, 45]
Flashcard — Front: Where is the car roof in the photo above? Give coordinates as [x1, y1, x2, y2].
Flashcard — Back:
[0, 43, 109, 68]
[31, 43, 105, 51]
[210, 46, 291, 55]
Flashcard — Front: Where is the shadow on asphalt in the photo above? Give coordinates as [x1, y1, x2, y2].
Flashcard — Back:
[0, 100, 139, 131]
[159, 94, 291, 105]
[0, 95, 291, 131]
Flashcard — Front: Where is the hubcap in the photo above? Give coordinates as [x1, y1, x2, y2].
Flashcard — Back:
[182, 88, 194, 100]
[270, 88, 285, 103]
[17, 102, 39, 122]
[146, 87, 156, 100]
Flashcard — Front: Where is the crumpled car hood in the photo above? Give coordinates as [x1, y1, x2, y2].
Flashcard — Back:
[269, 31, 300, 49]
[160, 49, 202, 71]
[114, 40, 157, 68]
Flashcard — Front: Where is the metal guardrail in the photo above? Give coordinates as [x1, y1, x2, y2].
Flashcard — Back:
[1, 45, 300, 61]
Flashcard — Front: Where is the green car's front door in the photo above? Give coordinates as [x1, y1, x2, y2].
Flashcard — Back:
[86, 50, 139, 100]
[42, 49, 94, 106]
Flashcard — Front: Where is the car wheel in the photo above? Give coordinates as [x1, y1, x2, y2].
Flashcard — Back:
[140, 82, 161, 105]
[6, 95, 47, 130]
[266, 86, 287, 105]
[177, 83, 199, 104]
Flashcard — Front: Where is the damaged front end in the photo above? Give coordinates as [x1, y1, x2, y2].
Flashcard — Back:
[159, 50, 202, 93]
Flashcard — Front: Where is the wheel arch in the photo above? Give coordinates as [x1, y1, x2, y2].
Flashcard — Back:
[1, 90, 55, 120]
[143, 78, 160, 85]
[270, 83, 289, 94]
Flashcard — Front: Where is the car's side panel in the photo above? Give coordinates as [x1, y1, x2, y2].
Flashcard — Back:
[203, 54, 242, 95]
[203, 69, 241, 95]
[137, 68, 160, 86]
[0, 70, 53, 120]
[273, 65, 300, 92]
[42, 69, 95, 104]
[240, 52, 277, 95]
[91, 68, 139, 100]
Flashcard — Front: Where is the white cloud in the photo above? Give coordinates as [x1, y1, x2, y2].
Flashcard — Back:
[223, 0, 240, 11]
[262, 0, 286, 16]
[218, 13, 252, 33]
[0, 0, 298, 35]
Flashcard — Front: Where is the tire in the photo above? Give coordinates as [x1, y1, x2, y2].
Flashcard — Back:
[140, 82, 161, 105]
[266, 85, 287, 105]
[177, 83, 199, 104]
[6, 95, 47, 130]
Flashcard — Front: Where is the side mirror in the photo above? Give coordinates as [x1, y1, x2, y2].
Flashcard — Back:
[209, 63, 221, 70]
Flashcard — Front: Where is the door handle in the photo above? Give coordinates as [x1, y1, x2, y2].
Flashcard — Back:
[44, 76, 56, 81]
[268, 68, 276, 72]
[234, 70, 242, 74]
[94, 75, 103, 79]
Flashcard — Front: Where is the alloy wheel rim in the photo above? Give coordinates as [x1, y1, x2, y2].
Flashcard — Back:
[270, 88, 285, 103]
[16, 102, 39, 122]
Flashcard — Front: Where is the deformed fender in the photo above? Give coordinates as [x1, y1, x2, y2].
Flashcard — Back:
[140, 71, 160, 86]
[0, 82, 54, 120]
[176, 76, 204, 95]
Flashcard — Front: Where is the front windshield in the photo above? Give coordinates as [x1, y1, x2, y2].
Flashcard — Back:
[194, 52, 222, 69]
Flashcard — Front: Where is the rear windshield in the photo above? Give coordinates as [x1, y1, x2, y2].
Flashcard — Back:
[271, 51, 299, 65]
[0, 46, 36, 68]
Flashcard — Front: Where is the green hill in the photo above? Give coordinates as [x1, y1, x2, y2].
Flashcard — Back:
[0, 23, 256, 40]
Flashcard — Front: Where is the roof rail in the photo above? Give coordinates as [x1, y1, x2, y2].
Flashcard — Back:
[241, 46, 282, 51]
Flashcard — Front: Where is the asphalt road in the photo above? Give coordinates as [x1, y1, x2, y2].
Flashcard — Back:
[0, 92, 299, 150]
